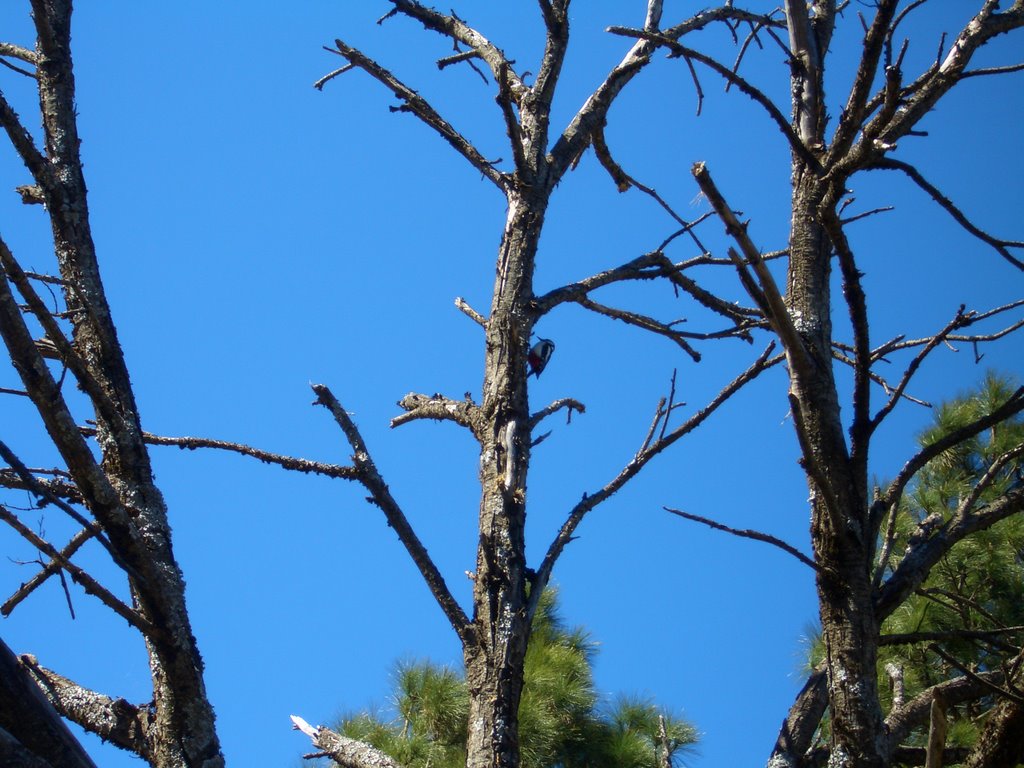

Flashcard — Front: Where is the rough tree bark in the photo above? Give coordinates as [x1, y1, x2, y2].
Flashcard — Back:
[294, 2, 1024, 766]
[664, 2, 1024, 766]
[294, 3, 786, 767]
[5, 4, 1021, 768]
[0, 2, 222, 766]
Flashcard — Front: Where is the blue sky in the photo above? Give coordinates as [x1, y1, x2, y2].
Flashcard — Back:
[1, 3, 1022, 767]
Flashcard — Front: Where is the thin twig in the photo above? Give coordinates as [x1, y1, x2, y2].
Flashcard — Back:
[528, 344, 781, 624]
[313, 63, 355, 91]
[0, 505, 153, 635]
[79, 427, 357, 480]
[2, 524, 99, 616]
[869, 158, 1024, 270]
[928, 643, 1024, 705]
[529, 398, 585, 431]
[665, 507, 819, 570]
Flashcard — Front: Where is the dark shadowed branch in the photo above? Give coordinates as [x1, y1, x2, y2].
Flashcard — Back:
[527, 343, 781, 623]
[664, 507, 818, 570]
[325, 39, 508, 190]
[0, 641, 98, 768]
[868, 159, 1024, 270]
[0, 505, 153, 635]
[78, 427, 358, 480]
[312, 384, 473, 646]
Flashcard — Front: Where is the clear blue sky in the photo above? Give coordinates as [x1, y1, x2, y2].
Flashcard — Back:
[1, 3, 1021, 767]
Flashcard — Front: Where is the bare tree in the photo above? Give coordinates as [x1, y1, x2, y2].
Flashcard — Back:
[295, 4, 784, 767]
[0, 2, 222, 766]
[2, 3, 1022, 768]
[615, 1, 1024, 766]
[295, 1, 1024, 767]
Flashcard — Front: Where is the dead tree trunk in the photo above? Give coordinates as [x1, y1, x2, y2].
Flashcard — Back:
[0, 2, 223, 766]
[788, 179, 887, 765]
[677, 2, 1024, 764]
[464, 191, 546, 768]
[296, 4, 782, 767]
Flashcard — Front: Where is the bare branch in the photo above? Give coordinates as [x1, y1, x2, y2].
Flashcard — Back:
[327, 39, 508, 190]
[828, 1, 899, 160]
[606, 28, 821, 172]
[830, 347, 931, 408]
[0, 469, 80, 503]
[839, 205, 894, 225]
[870, 306, 971, 434]
[527, 344, 781, 623]
[533, 252, 672, 311]
[78, 427, 357, 480]
[0, 58, 36, 79]
[291, 715, 402, 768]
[2, 524, 99, 617]
[312, 384, 473, 646]
[387, 0, 526, 97]
[884, 669, 1006, 759]
[928, 643, 1024, 705]
[437, 49, 483, 74]
[954, 442, 1024, 521]
[0, 641, 98, 768]
[551, 7, 781, 181]
[0, 238, 139, 548]
[868, 158, 1024, 270]
[313, 62, 354, 91]
[962, 61, 1024, 77]
[390, 392, 483, 436]
[0, 441, 92, 533]
[573, 296, 701, 362]
[0, 505, 153, 635]
[19, 656, 153, 760]
[880, 626, 1024, 648]
[0, 42, 38, 65]
[879, 3, 1024, 145]
[878, 387, 1024, 528]
[877, 485, 1024, 621]
[0, 239, 128, 435]
[821, 208, 872, 465]
[768, 668, 829, 768]
[691, 162, 814, 378]
[529, 398, 585, 432]
[665, 507, 818, 571]
[643, 0, 665, 32]
[0, 92, 55, 196]
[870, 300, 1024, 359]
[454, 296, 487, 327]
[533, 250, 760, 334]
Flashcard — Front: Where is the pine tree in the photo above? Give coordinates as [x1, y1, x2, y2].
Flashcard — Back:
[331, 590, 696, 768]
[802, 374, 1024, 762]
[876, 374, 1024, 759]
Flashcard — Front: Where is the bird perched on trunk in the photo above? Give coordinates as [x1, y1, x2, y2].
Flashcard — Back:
[527, 338, 555, 378]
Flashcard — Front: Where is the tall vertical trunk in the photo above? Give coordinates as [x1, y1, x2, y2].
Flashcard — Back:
[464, 193, 546, 768]
[787, 181, 885, 768]
[26, 3, 223, 765]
